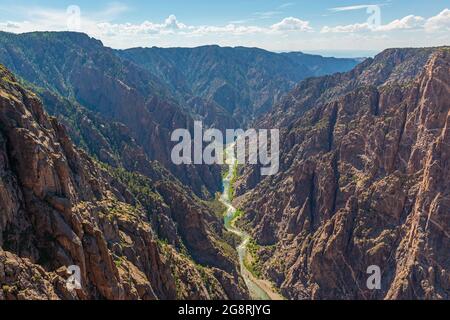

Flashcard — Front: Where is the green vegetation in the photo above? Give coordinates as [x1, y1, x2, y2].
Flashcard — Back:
[213, 236, 238, 261]
[230, 209, 244, 227]
[194, 264, 225, 299]
[31, 273, 43, 283]
[101, 164, 164, 215]
[203, 193, 227, 220]
[2, 285, 12, 293]
[1, 284, 19, 297]
[222, 229, 241, 248]
[106, 197, 142, 217]
[314, 117, 329, 130]
[244, 238, 263, 278]
[228, 162, 238, 201]
[156, 237, 169, 249]
[172, 268, 183, 300]
[114, 257, 124, 268]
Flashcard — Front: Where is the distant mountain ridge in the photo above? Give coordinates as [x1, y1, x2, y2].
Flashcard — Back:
[118, 45, 360, 124]
[0, 32, 361, 129]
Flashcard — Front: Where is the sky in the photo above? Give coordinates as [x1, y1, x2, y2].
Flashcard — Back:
[0, 0, 449, 57]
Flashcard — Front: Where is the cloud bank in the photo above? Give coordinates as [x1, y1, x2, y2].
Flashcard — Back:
[321, 9, 450, 33]
[0, 4, 448, 51]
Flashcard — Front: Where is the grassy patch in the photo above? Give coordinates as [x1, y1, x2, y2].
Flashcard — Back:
[244, 238, 263, 278]
[230, 209, 244, 227]
[114, 257, 124, 268]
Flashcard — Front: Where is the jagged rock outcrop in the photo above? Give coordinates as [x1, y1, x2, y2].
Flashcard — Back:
[235, 47, 450, 299]
[0, 64, 248, 300]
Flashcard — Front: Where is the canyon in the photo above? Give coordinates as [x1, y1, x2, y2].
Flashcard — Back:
[0, 63, 250, 299]
[0, 31, 448, 300]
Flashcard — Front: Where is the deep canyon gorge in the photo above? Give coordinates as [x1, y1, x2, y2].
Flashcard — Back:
[0, 31, 448, 300]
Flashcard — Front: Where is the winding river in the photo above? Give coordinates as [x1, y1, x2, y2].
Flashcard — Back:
[220, 143, 284, 300]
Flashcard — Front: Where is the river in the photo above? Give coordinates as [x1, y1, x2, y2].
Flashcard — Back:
[220, 143, 284, 300]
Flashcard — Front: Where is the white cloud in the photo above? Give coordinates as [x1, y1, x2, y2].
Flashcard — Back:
[193, 24, 264, 35]
[90, 14, 313, 38]
[96, 15, 194, 37]
[321, 8, 450, 34]
[163, 14, 188, 31]
[425, 8, 450, 32]
[0, 4, 448, 51]
[321, 22, 371, 33]
[377, 15, 425, 31]
[271, 17, 312, 32]
[0, 3, 131, 34]
[322, 14, 425, 33]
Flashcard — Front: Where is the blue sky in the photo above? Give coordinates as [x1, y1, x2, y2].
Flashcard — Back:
[0, 0, 449, 56]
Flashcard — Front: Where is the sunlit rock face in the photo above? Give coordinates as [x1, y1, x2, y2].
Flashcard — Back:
[0, 64, 249, 300]
[236, 47, 450, 300]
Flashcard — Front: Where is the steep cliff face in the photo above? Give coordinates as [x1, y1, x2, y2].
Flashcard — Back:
[0, 65, 248, 300]
[235, 47, 450, 299]
[0, 31, 221, 198]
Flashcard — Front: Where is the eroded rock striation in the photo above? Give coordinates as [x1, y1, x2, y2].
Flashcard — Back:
[0, 64, 248, 300]
[235, 47, 450, 299]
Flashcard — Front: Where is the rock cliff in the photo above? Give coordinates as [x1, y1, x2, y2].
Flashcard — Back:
[0, 64, 248, 300]
[235, 47, 450, 299]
